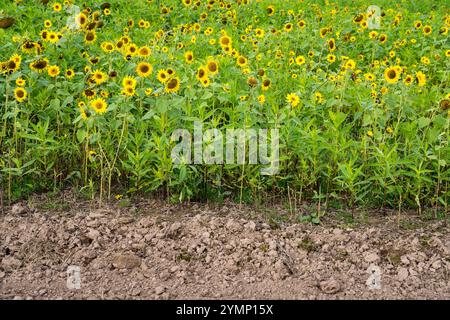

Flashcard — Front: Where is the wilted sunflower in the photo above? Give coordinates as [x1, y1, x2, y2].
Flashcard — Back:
[14, 87, 27, 103]
[165, 76, 181, 94]
[384, 66, 400, 84]
[30, 58, 49, 73]
[21, 40, 36, 54]
[90, 98, 108, 114]
[83, 89, 96, 100]
[136, 62, 153, 78]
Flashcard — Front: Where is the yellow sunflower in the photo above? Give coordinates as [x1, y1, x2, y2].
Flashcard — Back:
[14, 87, 27, 103]
[164, 76, 180, 94]
[91, 70, 107, 84]
[90, 98, 108, 114]
[384, 67, 400, 84]
[136, 62, 153, 78]
[286, 93, 300, 107]
[48, 65, 60, 78]
[206, 59, 219, 75]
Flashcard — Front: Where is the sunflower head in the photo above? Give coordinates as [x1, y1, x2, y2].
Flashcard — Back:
[90, 98, 108, 114]
[14, 87, 27, 103]
[136, 62, 153, 78]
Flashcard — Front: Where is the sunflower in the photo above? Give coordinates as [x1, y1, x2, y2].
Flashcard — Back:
[182, 0, 192, 6]
[196, 66, 208, 81]
[121, 86, 136, 97]
[21, 40, 36, 54]
[15, 78, 26, 86]
[327, 38, 336, 52]
[379, 34, 387, 44]
[164, 76, 180, 94]
[267, 5, 275, 16]
[201, 77, 211, 87]
[48, 65, 60, 78]
[327, 54, 336, 63]
[295, 55, 306, 66]
[184, 51, 194, 64]
[236, 55, 248, 67]
[47, 31, 59, 44]
[206, 59, 219, 75]
[91, 70, 107, 84]
[403, 74, 413, 86]
[138, 46, 151, 57]
[76, 13, 88, 28]
[219, 35, 232, 47]
[136, 62, 153, 78]
[122, 76, 137, 88]
[247, 77, 258, 87]
[262, 79, 271, 91]
[53, 2, 62, 12]
[258, 95, 266, 105]
[284, 23, 293, 32]
[384, 67, 400, 84]
[90, 98, 108, 114]
[84, 30, 97, 44]
[286, 93, 300, 107]
[414, 20, 422, 29]
[102, 42, 115, 53]
[157, 70, 169, 83]
[364, 73, 375, 81]
[416, 71, 426, 86]
[298, 20, 306, 29]
[79, 107, 91, 120]
[423, 25, 432, 35]
[14, 87, 27, 103]
[83, 89, 96, 100]
[30, 58, 49, 73]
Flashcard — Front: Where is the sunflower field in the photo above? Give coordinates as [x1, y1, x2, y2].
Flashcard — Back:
[0, 0, 449, 212]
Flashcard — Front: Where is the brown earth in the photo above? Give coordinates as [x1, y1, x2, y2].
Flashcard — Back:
[0, 194, 449, 300]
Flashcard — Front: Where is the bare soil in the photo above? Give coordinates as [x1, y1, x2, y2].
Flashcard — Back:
[0, 194, 449, 300]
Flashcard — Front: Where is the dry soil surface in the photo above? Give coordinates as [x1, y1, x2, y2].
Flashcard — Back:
[0, 197, 449, 300]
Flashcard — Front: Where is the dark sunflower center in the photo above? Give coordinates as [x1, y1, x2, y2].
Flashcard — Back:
[167, 79, 178, 89]
[388, 70, 396, 79]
